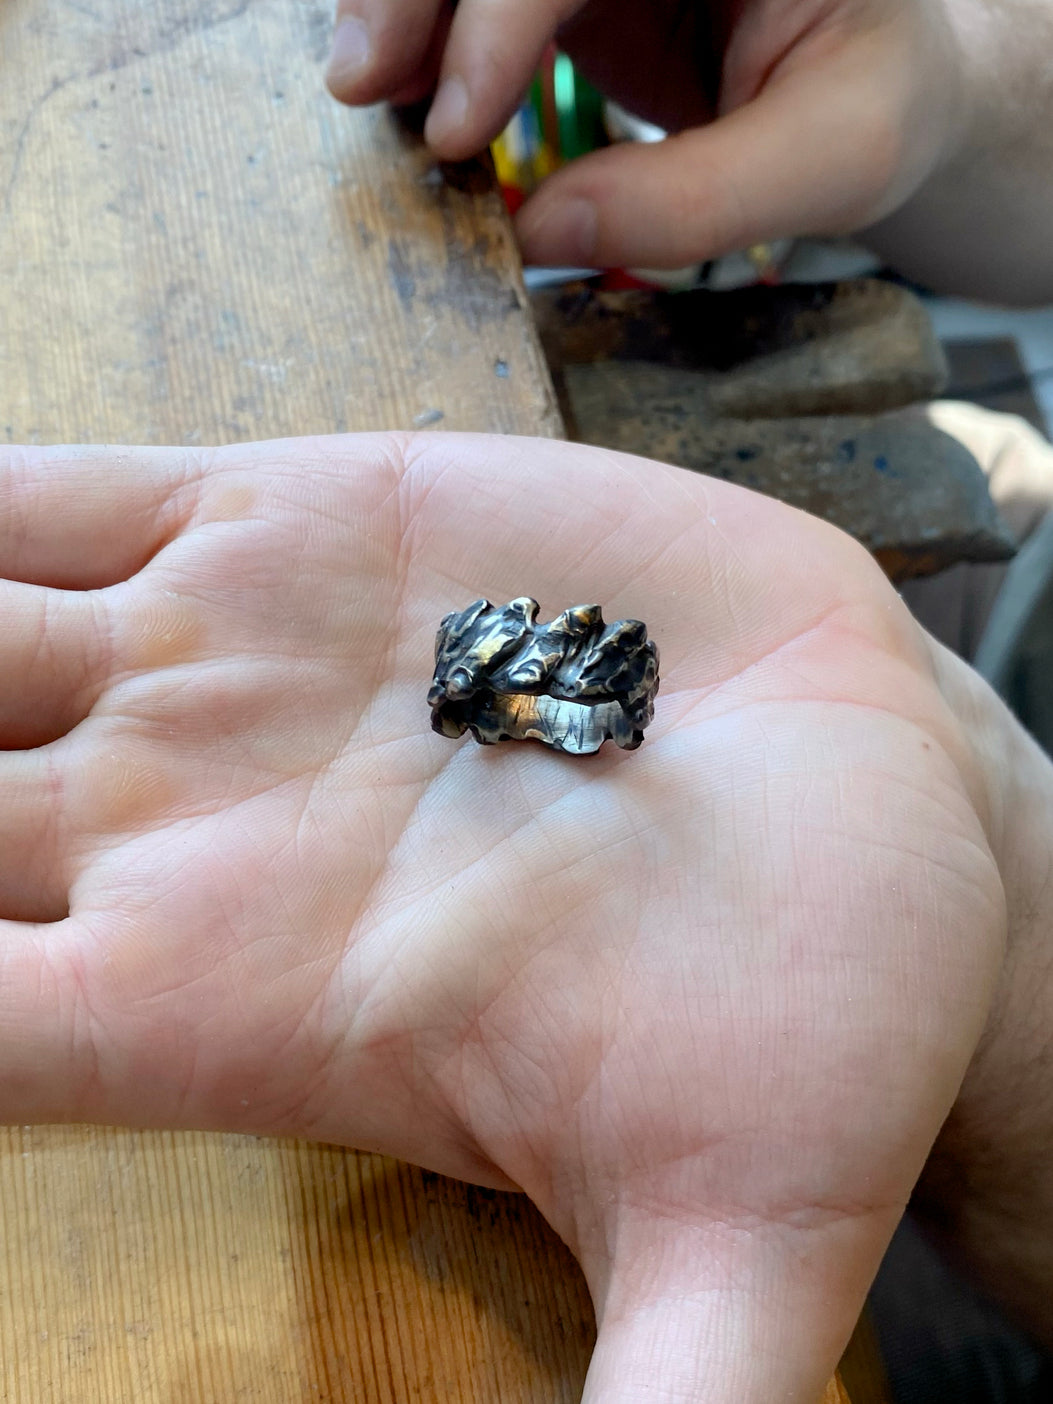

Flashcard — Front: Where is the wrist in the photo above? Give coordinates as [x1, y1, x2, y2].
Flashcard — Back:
[915, 637, 1053, 1345]
[863, 1, 1053, 302]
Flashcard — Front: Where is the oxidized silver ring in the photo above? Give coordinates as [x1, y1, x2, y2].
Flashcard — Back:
[428, 597, 659, 754]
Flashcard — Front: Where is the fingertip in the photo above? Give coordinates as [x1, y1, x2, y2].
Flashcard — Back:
[325, 1, 450, 108]
[515, 194, 598, 266]
[324, 14, 372, 100]
[515, 143, 711, 270]
[420, 0, 563, 158]
[422, 74, 470, 152]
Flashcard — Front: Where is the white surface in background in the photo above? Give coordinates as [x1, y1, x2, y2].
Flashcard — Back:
[781, 239, 882, 283]
[924, 298, 1053, 435]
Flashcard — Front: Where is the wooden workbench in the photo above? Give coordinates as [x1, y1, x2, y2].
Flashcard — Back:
[0, 2, 858, 1399]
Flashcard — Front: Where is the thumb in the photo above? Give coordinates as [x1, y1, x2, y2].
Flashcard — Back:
[578, 1206, 893, 1403]
[515, 45, 927, 270]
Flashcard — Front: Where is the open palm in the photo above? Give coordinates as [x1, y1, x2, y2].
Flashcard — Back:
[1, 433, 1004, 1402]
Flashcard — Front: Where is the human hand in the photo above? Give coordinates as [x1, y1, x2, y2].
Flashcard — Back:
[1, 435, 1004, 1401]
[324, 0, 965, 269]
[909, 629, 1053, 1353]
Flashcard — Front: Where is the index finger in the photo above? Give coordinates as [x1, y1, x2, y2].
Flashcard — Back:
[326, 0, 451, 109]
[422, 0, 583, 158]
[0, 446, 199, 589]
[326, 0, 581, 160]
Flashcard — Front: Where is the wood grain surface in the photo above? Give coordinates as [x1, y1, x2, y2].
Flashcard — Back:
[1, 1128, 594, 1399]
[0, 1, 861, 1399]
[0, 0, 560, 444]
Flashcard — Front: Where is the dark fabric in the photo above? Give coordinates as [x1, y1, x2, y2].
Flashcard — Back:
[869, 1220, 1053, 1404]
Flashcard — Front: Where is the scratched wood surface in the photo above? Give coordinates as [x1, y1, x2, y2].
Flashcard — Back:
[0, 0, 559, 444]
[0, 1, 861, 1400]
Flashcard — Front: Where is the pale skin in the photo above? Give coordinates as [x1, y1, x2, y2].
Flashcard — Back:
[322, 3, 1053, 1349]
[0, 433, 1017, 1400]
[325, 0, 1053, 303]
[6, 0, 1053, 1394]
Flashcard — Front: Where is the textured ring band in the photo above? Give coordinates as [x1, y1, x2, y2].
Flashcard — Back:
[428, 597, 659, 754]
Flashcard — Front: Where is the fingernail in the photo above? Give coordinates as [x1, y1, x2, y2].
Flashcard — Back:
[425, 76, 469, 147]
[516, 197, 598, 265]
[326, 15, 371, 87]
